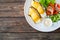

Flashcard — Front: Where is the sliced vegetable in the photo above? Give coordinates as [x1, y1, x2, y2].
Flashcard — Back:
[57, 4, 60, 8]
[55, 3, 60, 12]
[29, 7, 41, 23]
[50, 15, 57, 22]
[57, 13, 60, 20]
[50, 13, 60, 22]
[46, 3, 59, 16]
[31, 1, 44, 14]
[46, 3, 55, 16]
[53, 10, 58, 15]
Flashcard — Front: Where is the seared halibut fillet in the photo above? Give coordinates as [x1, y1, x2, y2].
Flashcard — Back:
[31, 1, 44, 14]
[29, 7, 41, 23]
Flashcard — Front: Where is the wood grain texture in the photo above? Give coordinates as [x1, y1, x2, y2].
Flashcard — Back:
[0, 0, 25, 3]
[0, 3, 24, 17]
[0, 18, 37, 32]
[0, 12, 24, 17]
[0, 17, 59, 33]
[0, 33, 60, 40]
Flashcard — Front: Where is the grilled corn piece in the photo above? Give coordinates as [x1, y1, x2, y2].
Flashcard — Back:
[31, 1, 44, 14]
[29, 7, 41, 23]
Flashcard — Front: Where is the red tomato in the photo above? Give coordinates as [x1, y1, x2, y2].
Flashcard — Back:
[53, 10, 58, 15]
[49, 3, 55, 10]
[46, 3, 59, 16]
[46, 10, 51, 16]
[46, 3, 55, 16]
[57, 4, 60, 8]
[55, 3, 60, 12]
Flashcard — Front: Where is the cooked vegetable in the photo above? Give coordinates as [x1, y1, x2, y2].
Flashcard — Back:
[46, 3, 58, 16]
[28, 0, 60, 23]
[39, 0, 55, 8]
[31, 1, 44, 14]
[50, 13, 60, 22]
[50, 15, 58, 22]
[53, 10, 58, 15]
[46, 3, 54, 15]
[55, 3, 60, 12]
[57, 13, 60, 20]
[29, 7, 41, 23]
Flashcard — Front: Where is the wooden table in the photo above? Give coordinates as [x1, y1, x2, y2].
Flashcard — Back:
[0, 0, 60, 40]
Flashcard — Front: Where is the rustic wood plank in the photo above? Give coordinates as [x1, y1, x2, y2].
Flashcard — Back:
[0, 0, 25, 3]
[0, 0, 25, 17]
[0, 33, 60, 40]
[0, 4, 23, 11]
[0, 12, 24, 17]
[0, 18, 59, 32]
[0, 18, 37, 32]
[0, 3, 24, 17]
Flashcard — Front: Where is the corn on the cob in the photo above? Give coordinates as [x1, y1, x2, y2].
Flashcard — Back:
[29, 7, 41, 23]
[31, 1, 44, 14]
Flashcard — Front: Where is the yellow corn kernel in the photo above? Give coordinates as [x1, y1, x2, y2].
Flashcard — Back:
[29, 7, 41, 23]
[31, 1, 44, 14]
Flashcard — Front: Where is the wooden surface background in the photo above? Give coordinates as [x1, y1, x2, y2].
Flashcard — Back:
[0, 0, 60, 40]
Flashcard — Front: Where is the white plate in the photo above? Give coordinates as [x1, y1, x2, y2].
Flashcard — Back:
[24, 0, 60, 32]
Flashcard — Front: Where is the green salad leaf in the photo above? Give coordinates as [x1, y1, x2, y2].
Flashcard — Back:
[39, 0, 55, 8]
[50, 0, 55, 4]
[50, 13, 60, 22]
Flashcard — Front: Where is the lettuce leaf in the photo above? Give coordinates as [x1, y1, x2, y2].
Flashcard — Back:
[39, 0, 55, 8]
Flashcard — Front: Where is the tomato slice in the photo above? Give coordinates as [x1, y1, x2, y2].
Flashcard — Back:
[53, 10, 58, 15]
[46, 10, 51, 16]
[46, 3, 55, 16]
[46, 3, 59, 16]
[57, 4, 60, 8]
[55, 3, 60, 11]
